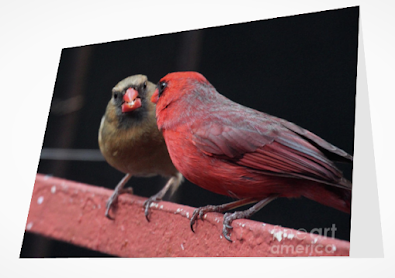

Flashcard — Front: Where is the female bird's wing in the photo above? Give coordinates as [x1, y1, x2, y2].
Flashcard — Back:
[190, 108, 352, 190]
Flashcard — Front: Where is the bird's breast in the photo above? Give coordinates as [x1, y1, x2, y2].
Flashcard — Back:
[99, 117, 177, 177]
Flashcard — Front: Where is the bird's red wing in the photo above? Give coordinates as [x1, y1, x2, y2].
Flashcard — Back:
[191, 121, 350, 189]
[191, 122, 273, 158]
[272, 115, 353, 162]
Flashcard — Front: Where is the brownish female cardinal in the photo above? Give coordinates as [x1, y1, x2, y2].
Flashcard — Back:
[99, 74, 183, 220]
[151, 71, 352, 241]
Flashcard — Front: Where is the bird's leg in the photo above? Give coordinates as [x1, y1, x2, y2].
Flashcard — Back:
[143, 173, 183, 221]
[190, 197, 258, 233]
[222, 195, 278, 242]
[105, 173, 132, 219]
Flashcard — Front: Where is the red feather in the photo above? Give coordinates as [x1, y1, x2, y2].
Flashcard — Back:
[153, 71, 352, 214]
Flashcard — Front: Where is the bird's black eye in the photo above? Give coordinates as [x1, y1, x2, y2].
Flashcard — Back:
[113, 92, 118, 99]
[158, 81, 167, 97]
[143, 81, 147, 89]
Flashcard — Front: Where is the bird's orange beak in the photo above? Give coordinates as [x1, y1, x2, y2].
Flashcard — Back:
[151, 89, 159, 104]
[122, 88, 142, 113]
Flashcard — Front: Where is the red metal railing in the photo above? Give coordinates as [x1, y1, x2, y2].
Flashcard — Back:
[25, 174, 350, 257]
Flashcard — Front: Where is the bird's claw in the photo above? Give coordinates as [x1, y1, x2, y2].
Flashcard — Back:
[191, 207, 235, 241]
[143, 197, 160, 222]
[105, 207, 115, 220]
[190, 209, 199, 233]
[224, 223, 233, 229]
[143, 199, 151, 222]
[189, 209, 238, 242]
[105, 192, 119, 220]
[222, 212, 235, 242]
[224, 232, 232, 242]
[190, 207, 208, 233]
[105, 187, 134, 220]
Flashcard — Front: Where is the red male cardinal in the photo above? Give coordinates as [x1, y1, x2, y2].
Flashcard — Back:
[99, 74, 183, 220]
[151, 71, 352, 241]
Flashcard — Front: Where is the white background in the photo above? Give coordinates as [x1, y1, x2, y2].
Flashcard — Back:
[1, 0, 393, 277]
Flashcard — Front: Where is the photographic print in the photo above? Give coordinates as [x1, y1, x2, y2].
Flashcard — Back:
[21, 6, 358, 258]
